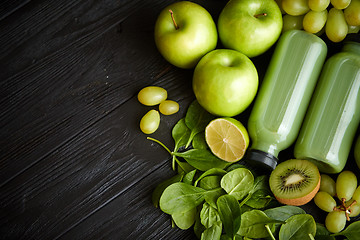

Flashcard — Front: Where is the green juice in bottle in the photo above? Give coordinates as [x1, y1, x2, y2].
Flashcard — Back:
[245, 30, 327, 171]
[294, 36, 360, 174]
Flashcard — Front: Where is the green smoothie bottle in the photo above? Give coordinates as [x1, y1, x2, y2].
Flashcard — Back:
[245, 30, 327, 171]
[294, 35, 360, 174]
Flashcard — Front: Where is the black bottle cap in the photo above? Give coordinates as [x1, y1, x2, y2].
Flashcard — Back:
[244, 149, 278, 174]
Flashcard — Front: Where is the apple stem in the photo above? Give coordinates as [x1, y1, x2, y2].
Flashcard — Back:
[254, 13, 267, 18]
[169, 9, 179, 30]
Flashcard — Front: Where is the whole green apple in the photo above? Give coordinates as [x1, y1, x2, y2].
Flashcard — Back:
[218, 0, 283, 58]
[193, 49, 258, 117]
[154, 1, 217, 69]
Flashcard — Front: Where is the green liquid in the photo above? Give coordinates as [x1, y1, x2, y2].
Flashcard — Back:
[246, 30, 327, 171]
[294, 41, 360, 174]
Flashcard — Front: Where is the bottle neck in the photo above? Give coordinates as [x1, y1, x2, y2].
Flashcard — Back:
[342, 41, 360, 55]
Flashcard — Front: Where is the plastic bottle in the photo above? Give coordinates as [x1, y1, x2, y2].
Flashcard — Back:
[294, 35, 360, 174]
[245, 30, 328, 172]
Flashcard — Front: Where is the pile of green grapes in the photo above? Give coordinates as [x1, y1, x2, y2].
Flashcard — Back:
[278, 0, 360, 42]
[314, 171, 360, 233]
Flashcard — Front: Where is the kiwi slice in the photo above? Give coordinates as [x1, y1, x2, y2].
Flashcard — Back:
[269, 159, 321, 206]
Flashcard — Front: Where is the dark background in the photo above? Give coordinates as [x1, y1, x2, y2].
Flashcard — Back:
[0, 0, 359, 239]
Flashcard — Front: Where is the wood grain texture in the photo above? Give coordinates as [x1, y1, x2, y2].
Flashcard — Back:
[0, 0, 216, 239]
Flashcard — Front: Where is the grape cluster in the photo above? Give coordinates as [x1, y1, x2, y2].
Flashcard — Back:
[314, 171, 360, 233]
[278, 0, 360, 42]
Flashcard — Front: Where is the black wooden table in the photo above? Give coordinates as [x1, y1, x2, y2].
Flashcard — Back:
[1, 0, 358, 239]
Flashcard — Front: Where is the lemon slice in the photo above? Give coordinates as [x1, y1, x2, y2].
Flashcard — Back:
[205, 118, 249, 162]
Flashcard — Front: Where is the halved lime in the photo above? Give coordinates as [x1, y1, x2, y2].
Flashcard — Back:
[205, 118, 249, 162]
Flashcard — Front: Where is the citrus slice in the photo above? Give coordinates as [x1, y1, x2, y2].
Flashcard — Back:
[205, 118, 249, 162]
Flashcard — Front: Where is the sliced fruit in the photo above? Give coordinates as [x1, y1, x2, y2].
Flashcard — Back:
[205, 118, 249, 162]
[269, 159, 321, 206]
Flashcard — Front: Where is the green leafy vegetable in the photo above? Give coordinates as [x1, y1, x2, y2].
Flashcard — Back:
[185, 100, 214, 148]
[264, 205, 306, 222]
[183, 169, 197, 185]
[315, 223, 335, 240]
[239, 209, 284, 238]
[193, 132, 208, 150]
[152, 174, 183, 208]
[194, 168, 227, 187]
[159, 182, 206, 215]
[217, 194, 241, 238]
[173, 149, 230, 171]
[200, 202, 221, 228]
[220, 168, 254, 201]
[201, 221, 222, 240]
[279, 214, 316, 240]
[172, 207, 197, 230]
[172, 118, 191, 170]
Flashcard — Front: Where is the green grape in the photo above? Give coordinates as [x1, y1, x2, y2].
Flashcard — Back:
[348, 25, 360, 33]
[344, 0, 360, 26]
[282, 0, 310, 16]
[325, 8, 348, 42]
[352, 186, 360, 203]
[325, 210, 347, 233]
[159, 100, 179, 115]
[331, 0, 351, 9]
[282, 14, 304, 32]
[140, 110, 160, 134]
[320, 174, 337, 196]
[348, 203, 360, 217]
[308, 0, 331, 11]
[138, 86, 167, 106]
[336, 170, 358, 202]
[303, 10, 328, 33]
[314, 191, 337, 212]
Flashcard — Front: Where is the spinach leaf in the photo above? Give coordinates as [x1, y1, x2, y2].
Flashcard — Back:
[183, 169, 197, 185]
[172, 207, 197, 230]
[220, 168, 254, 201]
[199, 175, 222, 190]
[316, 223, 335, 240]
[194, 168, 227, 187]
[264, 205, 306, 222]
[173, 149, 230, 171]
[245, 189, 273, 209]
[172, 118, 191, 170]
[172, 118, 191, 151]
[331, 221, 360, 240]
[217, 194, 242, 238]
[204, 187, 226, 209]
[238, 209, 284, 238]
[185, 100, 214, 148]
[193, 132, 208, 150]
[177, 160, 195, 174]
[152, 174, 183, 208]
[264, 205, 306, 237]
[159, 182, 206, 215]
[245, 175, 273, 209]
[194, 208, 206, 239]
[201, 221, 222, 240]
[279, 214, 316, 240]
[200, 202, 221, 228]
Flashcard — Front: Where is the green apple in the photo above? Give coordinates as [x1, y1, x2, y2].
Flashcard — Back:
[154, 1, 217, 69]
[193, 49, 258, 117]
[218, 0, 283, 58]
